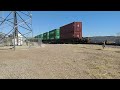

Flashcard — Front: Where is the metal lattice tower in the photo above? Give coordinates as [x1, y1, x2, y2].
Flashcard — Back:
[0, 11, 33, 50]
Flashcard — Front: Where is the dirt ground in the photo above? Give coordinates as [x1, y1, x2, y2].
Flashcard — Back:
[0, 44, 120, 79]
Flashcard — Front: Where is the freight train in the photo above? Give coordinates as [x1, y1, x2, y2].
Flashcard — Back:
[34, 22, 88, 44]
[34, 22, 120, 45]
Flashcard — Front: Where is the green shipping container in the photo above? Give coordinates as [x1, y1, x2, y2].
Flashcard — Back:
[34, 36, 37, 38]
[49, 29, 60, 40]
[36, 35, 39, 38]
[39, 34, 43, 40]
[38, 35, 41, 38]
[47, 32, 49, 40]
[43, 32, 47, 40]
[34, 34, 43, 39]
[49, 30, 54, 40]
[55, 29, 60, 39]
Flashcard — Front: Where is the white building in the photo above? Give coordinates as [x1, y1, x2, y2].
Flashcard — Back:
[12, 33, 23, 46]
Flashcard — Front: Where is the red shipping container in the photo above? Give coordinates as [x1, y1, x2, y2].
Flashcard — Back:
[60, 22, 82, 39]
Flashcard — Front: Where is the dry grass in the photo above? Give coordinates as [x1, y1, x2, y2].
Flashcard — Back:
[0, 44, 120, 79]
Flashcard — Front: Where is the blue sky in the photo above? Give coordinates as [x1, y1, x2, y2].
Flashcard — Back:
[1, 11, 120, 37]
[32, 11, 120, 37]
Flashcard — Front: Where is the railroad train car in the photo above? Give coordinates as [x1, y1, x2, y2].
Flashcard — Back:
[88, 36, 120, 45]
[115, 39, 120, 45]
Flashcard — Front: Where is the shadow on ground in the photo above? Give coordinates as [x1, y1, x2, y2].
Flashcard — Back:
[115, 51, 120, 53]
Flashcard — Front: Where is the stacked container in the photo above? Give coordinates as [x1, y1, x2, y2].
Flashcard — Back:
[47, 32, 49, 40]
[43, 32, 47, 40]
[60, 22, 82, 39]
[49, 29, 60, 40]
[39, 34, 43, 40]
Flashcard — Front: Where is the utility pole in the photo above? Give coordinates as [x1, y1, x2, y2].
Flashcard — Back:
[13, 11, 19, 50]
[14, 11, 19, 45]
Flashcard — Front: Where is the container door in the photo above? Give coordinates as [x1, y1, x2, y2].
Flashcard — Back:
[75, 23, 82, 39]
[74, 32, 80, 38]
[74, 23, 81, 32]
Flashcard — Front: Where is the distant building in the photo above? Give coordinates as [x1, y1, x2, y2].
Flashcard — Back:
[12, 33, 23, 46]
